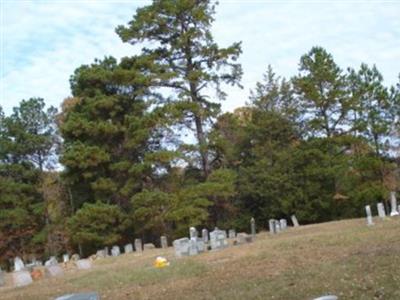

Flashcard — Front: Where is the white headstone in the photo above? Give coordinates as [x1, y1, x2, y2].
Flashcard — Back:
[390, 191, 399, 216]
[12, 271, 33, 287]
[377, 202, 386, 218]
[279, 219, 287, 230]
[46, 265, 64, 277]
[210, 228, 228, 251]
[111, 245, 120, 257]
[63, 254, 70, 263]
[236, 232, 252, 244]
[173, 237, 190, 257]
[189, 227, 198, 239]
[250, 218, 256, 237]
[96, 249, 106, 258]
[269, 219, 277, 234]
[14, 256, 25, 271]
[76, 259, 92, 270]
[0, 268, 5, 286]
[365, 205, 374, 226]
[124, 243, 133, 253]
[55, 292, 100, 300]
[228, 229, 236, 239]
[160, 236, 168, 249]
[45, 256, 58, 267]
[134, 239, 142, 253]
[313, 296, 338, 300]
[291, 215, 300, 227]
[202, 229, 209, 243]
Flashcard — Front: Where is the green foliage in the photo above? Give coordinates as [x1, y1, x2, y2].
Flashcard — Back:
[67, 202, 130, 253]
[117, 0, 242, 177]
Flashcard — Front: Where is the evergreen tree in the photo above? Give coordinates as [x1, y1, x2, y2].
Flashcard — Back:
[116, 0, 242, 177]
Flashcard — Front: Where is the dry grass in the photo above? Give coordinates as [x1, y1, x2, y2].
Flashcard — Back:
[1, 217, 400, 300]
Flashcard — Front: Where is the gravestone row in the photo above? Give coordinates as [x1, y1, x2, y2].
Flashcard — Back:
[365, 191, 399, 226]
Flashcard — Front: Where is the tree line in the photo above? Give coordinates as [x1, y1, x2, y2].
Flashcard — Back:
[1, 0, 399, 269]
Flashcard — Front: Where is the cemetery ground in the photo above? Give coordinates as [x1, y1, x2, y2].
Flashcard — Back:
[1, 217, 400, 300]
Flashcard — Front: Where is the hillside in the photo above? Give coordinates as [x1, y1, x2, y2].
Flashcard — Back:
[1, 217, 400, 300]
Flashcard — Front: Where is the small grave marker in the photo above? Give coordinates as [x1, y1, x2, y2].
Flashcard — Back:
[160, 236, 168, 249]
[76, 259, 92, 270]
[134, 239, 143, 253]
[365, 205, 374, 226]
[124, 243, 133, 254]
[12, 271, 33, 287]
[291, 215, 300, 227]
[377, 202, 386, 218]
[390, 191, 399, 216]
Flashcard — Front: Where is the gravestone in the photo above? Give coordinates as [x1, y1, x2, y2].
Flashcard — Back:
[111, 245, 120, 257]
[250, 218, 256, 237]
[134, 239, 143, 253]
[45, 256, 58, 267]
[377, 202, 386, 218]
[143, 243, 156, 250]
[365, 205, 374, 226]
[63, 254, 70, 263]
[71, 254, 80, 261]
[210, 228, 228, 251]
[0, 268, 4, 286]
[124, 243, 133, 254]
[96, 249, 106, 258]
[104, 247, 109, 256]
[291, 215, 300, 227]
[228, 229, 236, 239]
[313, 296, 338, 300]
[189, 227, 198, 239]
[389, 191, 399, 216]
[55, 292, 100, 300]
[189, 239, 199, 256]
[46, 265, 64, 277]
[76, 259, 92, 270]
[275, 221, 281, 233]
[160, 236, 168, 249]
[12, 271, 33, 287]
[173, 237, 190, 257]
[279, 219, 287, 230]
[269, 219, 277, 234]
[236, 232, 252, 244]
[14, 256, 25, 271]
[202, 228, 209, 243]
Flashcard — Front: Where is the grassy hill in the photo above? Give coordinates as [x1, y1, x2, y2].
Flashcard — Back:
[2, 217, 400, 300]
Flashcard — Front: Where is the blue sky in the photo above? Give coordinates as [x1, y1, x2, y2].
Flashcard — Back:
[1, 0, 400, 115]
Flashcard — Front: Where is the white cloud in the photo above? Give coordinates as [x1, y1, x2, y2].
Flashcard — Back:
[1, 0, 399, 115]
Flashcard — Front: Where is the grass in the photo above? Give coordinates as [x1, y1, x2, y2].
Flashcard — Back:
[1, 217, 400, 299]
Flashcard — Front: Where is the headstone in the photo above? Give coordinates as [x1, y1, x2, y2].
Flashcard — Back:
[46, 265, 64, 277]
[250, 217, 256, 237]
[275, 221, 281, 233]
[377, 202, 386, 218]
[269, 219, 277, 234]
[365, 205, 374, 226]
[12, 271, 33, 287]
[291, 215, 300, 227]
[96, 249, 106, 258]
[0, 268, 5, 286]
[134, 239, 142, 253]
[14, 256, 25, 271]
[104, 247, 109, 256]
[76, 259, 92, 270]
[189, 239, 199, 256]
[71, 254, 80, 261]
[45, 256, 58, 267]
[173, 237, 190, 257]
[143, 243, 156, 250]
[202, 228, 209, 243]
[313, 296, 338, 300]
[111, 245, 120, 257]
[54, 292, 100, 300]
[279, 219, 287, 230]
[228, 229, 236, 239]
[236, 232, 252, 244]
[124, 243, 133, 254]
[160, 236, 168, 249]
[389, 191, 399, 216]
[189, 227, 198, 239]
[210, 228, 228, 251]
[63, 254, 70, 263]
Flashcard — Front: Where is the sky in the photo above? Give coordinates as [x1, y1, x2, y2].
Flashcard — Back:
[1, 0, 400, 115]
